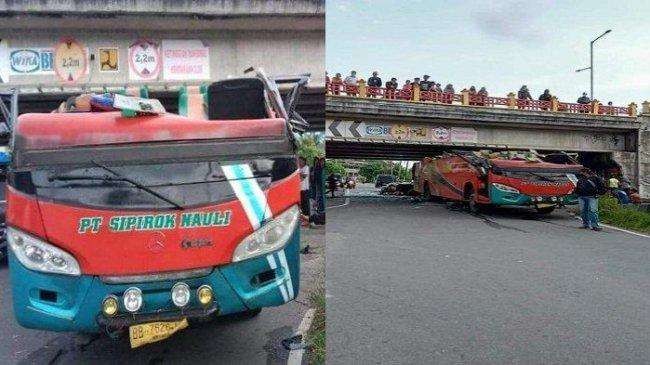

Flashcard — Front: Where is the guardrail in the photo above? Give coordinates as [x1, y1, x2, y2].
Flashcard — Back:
[326, 81, 637, 117]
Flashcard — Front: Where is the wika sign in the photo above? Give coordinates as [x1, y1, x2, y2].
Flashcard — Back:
[9, 49, 54, 75]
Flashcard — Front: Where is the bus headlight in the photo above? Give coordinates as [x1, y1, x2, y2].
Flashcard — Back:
[492, 183, 520, 194]
[7, 227, 81, 276]
[171, 282, 190, 308]
[123, 287, 143, 313]
[232, 205, 300, 262]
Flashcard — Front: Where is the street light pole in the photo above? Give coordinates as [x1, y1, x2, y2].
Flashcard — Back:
[576, 29, 611, 100]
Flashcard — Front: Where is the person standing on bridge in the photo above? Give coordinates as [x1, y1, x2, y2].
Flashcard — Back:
[344, 70, 358, 96]
[443, 83, 455, 104]
[577, 92, 591, 104]
[331, 72, 343, 95]
[420, 75, 432, 91]
[575, 169, 606, 231]
[367, 71, 382, 98]
[517, 85, 533, 109]
[538, 89, 552, 110]
[477, 87, 488, 105]
[386, 77, 398, 99]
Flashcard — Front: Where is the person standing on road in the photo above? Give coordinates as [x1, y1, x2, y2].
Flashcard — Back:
[575, 169, 606, 231]
[299, 157, 311, 220]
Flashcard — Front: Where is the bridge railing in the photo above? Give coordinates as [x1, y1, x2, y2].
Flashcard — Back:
[326, 80, 638, 117]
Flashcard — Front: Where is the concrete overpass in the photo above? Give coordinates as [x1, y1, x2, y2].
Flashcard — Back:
[0, 0, 325, 129]
[325, 92, 650, 198]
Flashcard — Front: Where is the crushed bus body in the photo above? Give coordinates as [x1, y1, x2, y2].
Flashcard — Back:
[6, 71, 308, 347]
[414, 151, 583, 214]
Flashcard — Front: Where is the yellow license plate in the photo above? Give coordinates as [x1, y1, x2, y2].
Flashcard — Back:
[129, 318, 188, 348]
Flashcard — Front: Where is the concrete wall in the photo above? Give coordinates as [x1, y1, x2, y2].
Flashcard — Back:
[0, 0, 324, 15]
[326, 119, 629, 152]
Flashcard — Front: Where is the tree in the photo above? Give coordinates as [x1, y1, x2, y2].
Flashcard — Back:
[295, 133, 324, 165]
[325, 159, 346, 176]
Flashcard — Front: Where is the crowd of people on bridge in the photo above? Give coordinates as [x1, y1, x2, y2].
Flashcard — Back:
[327, 70, 619, 113]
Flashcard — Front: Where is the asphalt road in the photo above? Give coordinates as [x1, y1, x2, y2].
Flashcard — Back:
[0, 226, 324, 365]
[327, 195, 650, 364]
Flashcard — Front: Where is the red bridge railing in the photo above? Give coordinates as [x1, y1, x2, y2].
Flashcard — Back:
[326, 81, 637, 117]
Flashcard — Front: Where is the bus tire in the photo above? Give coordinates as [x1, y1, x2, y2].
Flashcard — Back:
[468, 192, 480, 213]
[464, 185, 479, 213]
[536, 206, 556, 214]
[423, 184, 432, 201]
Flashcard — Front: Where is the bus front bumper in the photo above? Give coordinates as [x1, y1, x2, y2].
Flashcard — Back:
[489, 186, 578, 206]
[9, 228, 300, 333]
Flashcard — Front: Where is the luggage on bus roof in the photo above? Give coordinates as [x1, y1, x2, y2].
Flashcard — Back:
[207, 78, 267, 120]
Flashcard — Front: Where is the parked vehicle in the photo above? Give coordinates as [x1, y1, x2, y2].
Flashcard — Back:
[415, 151, 583, 214]
[7, 70, 308, 347]
[375, 174, 396, 188]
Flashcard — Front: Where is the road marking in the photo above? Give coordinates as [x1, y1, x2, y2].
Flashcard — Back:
[287, 308, 316, 365]
[327, 197, 349, 209]
[573, 216, 650, 238]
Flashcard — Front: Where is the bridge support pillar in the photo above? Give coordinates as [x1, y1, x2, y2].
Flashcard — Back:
[637, 104, 650, 199]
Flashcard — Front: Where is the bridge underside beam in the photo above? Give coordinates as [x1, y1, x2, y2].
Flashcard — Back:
[325, 140, 574, 160]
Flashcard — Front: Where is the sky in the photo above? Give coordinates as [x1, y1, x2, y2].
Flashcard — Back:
[326, 0, 650, 106]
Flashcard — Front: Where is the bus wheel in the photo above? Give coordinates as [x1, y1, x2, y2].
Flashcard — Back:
[536, 206, 556, 214]
[468, 193, 480, 213]
[423, 184, 432, 201]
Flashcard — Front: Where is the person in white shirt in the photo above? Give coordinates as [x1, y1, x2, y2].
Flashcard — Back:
[299, 157, 310, 217]
[344, 70, 358, 85]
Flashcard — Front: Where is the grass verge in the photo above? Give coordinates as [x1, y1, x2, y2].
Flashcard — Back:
[598, 195, 650, 233]
[306, 284, 326, 364]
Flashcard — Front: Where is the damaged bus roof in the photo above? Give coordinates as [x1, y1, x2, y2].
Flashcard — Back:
[12, 112, 292, 168]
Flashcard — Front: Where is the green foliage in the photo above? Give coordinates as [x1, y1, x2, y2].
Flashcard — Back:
[357, 160, 413, 182]
[295, 133, 324, 165]
[598, 195, 650, 233]
[359, 161, 387, 182]
[307, 285, 326, 364]
[325, 159, 346, 176]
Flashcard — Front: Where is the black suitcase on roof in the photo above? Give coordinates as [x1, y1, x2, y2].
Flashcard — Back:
[207, 78, 267, 120]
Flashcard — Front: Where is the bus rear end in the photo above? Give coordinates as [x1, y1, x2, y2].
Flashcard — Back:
[7, 80, 303, 346]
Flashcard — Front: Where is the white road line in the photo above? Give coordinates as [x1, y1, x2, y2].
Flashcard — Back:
[327, 197, 349, 210]
[573, 216, 650, 238]
[287, 308, 316, 365]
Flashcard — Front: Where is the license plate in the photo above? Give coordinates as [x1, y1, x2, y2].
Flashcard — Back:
[129, 318, 188, 348]
[536, 203, 555, 208]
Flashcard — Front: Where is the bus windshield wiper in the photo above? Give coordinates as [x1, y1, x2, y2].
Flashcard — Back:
[90, 160, 184, 210]
[527, 172, 553, 182]
[48, 161, 184, 210]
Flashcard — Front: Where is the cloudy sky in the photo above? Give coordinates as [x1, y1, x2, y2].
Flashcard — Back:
[327, 0, 650, 106]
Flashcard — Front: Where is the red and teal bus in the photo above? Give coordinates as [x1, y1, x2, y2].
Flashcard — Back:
[7, 72, 307, 347]
[415, 151, 583, 214]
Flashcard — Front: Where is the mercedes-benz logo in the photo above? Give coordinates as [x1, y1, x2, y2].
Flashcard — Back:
[146, 231, 166, 253]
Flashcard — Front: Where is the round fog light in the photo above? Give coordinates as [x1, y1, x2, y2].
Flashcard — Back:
[102, 295, 119, 316]
[197, 285, 213, 306]
[171, 282, 190, 308]
[123, 287, 143, 313]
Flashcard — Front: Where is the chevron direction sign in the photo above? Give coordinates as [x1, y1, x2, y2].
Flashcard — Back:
[326, 120, 391, 139]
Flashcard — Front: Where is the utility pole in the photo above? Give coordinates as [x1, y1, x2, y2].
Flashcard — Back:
[576, 29, 611, 100]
